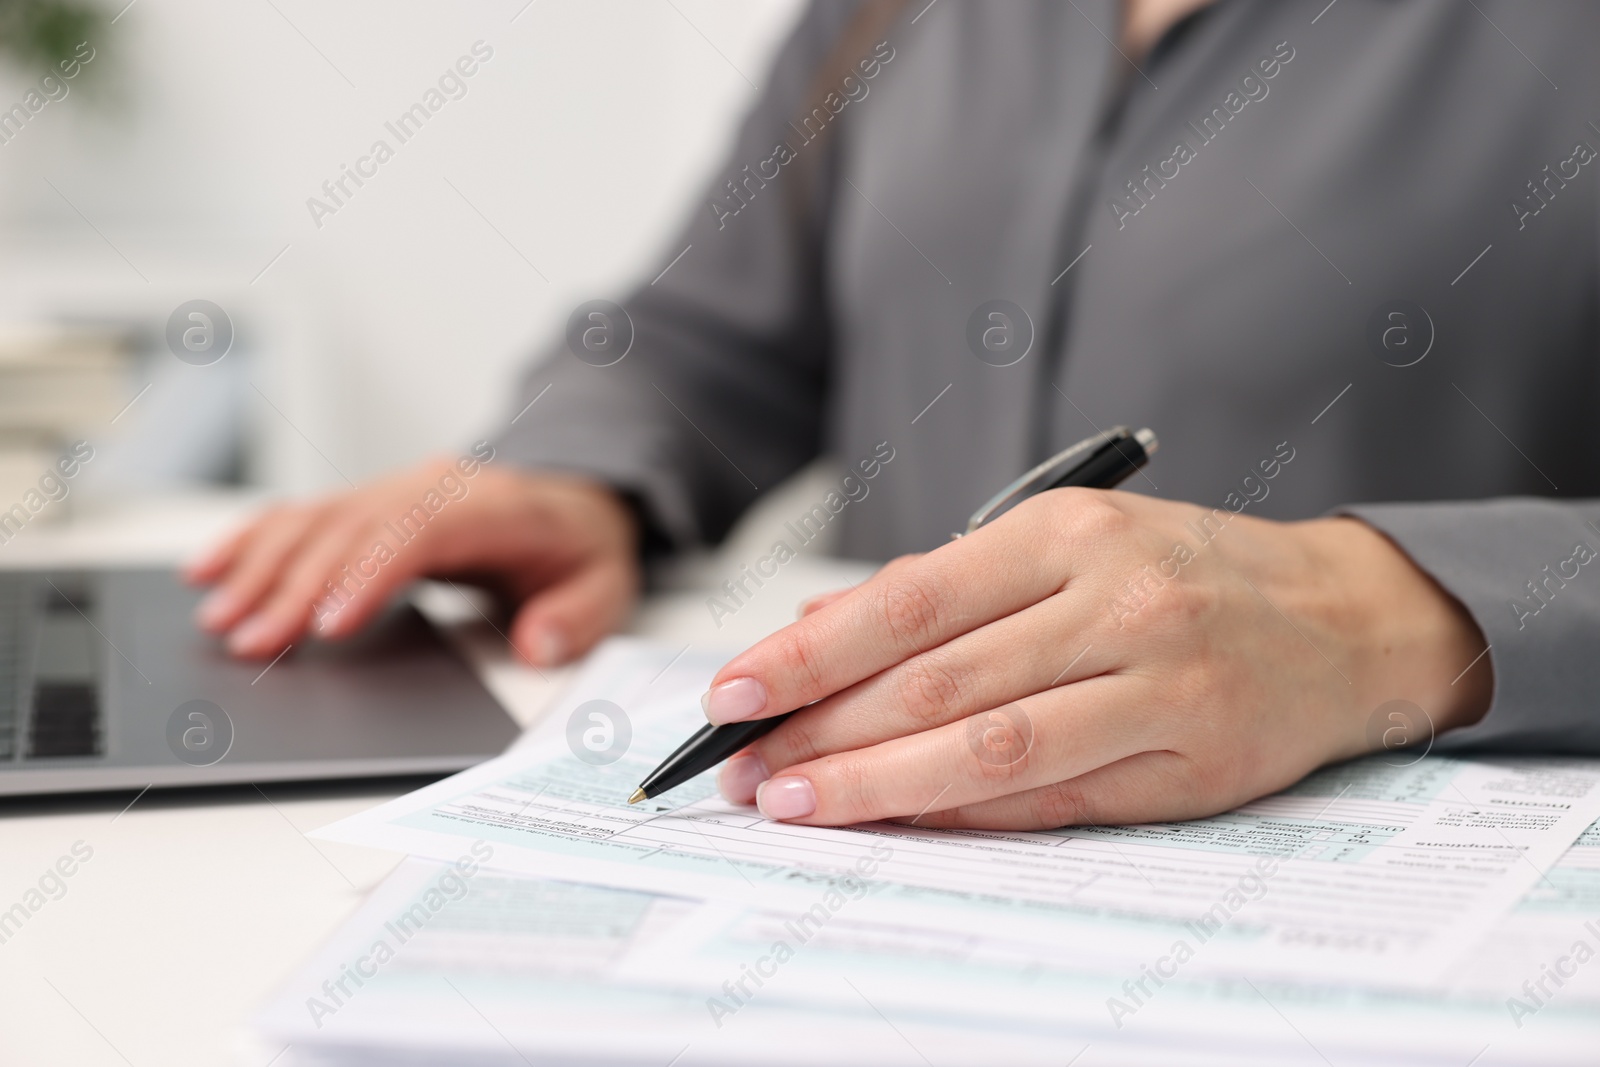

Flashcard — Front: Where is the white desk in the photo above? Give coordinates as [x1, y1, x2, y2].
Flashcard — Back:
[0, 492, 874, 1066]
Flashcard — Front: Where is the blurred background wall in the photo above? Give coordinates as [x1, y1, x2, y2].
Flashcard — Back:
[0, 0, 802, 506]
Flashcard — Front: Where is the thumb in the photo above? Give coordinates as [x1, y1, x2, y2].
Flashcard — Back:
[508, 560, 636, 668]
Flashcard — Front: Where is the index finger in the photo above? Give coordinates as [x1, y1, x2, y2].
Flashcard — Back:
[701, 491, 1113, 725]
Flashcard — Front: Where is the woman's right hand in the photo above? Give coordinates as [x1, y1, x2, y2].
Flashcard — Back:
[184, 455, 641, 664]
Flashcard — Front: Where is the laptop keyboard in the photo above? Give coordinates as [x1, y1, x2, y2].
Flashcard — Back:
[29, 683, 99, 757]
[0, 579, 17, 759]
[0, 575, 103, 762]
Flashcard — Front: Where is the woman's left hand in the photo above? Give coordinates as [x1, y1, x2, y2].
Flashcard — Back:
[706, 488, 1492, 830]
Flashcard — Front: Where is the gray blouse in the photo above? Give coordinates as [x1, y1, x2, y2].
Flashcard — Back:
[498, 1, 1600, 754]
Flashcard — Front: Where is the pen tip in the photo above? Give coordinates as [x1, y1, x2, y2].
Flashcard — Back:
[627, 788, 647, 805]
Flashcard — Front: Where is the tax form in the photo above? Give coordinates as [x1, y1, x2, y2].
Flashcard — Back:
[314, 640, 1600, 985]
[257, 835, 1600, 1067]
[618, 816, 1600, 1065]
[254, 858, 1181, 1067]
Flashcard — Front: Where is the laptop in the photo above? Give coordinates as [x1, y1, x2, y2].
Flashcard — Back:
[0, 566, 521, 796]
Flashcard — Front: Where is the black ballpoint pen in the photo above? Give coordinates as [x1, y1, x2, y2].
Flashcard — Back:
[626, 425, 1159, 805]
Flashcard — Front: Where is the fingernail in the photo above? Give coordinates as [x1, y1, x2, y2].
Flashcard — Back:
[702, 677, 767, 724]
[530, 627, 566, 667]
[227, 614, 276, 655]
[756, 776, 816, 820]
[718, 752, 769, 805]
[195, 589, 237, 630]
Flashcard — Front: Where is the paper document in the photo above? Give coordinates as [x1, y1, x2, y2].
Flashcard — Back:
[259, 836, 1600, 1067]
[255, 858, 1193, 1067]
[315, 639, 1600, 984]
[617, 816, 1600, 1058]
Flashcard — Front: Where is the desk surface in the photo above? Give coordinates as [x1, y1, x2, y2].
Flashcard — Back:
[0, 493, 874, 1066]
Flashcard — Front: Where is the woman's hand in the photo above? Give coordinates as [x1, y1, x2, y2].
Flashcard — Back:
[708, 488, 1492, 830]
[185, 458, 640, 664]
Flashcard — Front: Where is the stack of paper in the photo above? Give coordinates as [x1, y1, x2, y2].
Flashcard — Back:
[0, 320, 134, 517]
[0, 321, 132, 431]
[257, 639, 1600, 1065]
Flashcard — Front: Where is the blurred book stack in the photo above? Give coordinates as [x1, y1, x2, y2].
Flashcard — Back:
[0, 321, 136, 522]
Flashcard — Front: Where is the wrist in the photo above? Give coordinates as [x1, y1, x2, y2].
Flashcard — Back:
[493, 468, 642, 560]
[1300, 516, 1492, 741]
[551, 476, 642, 559]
